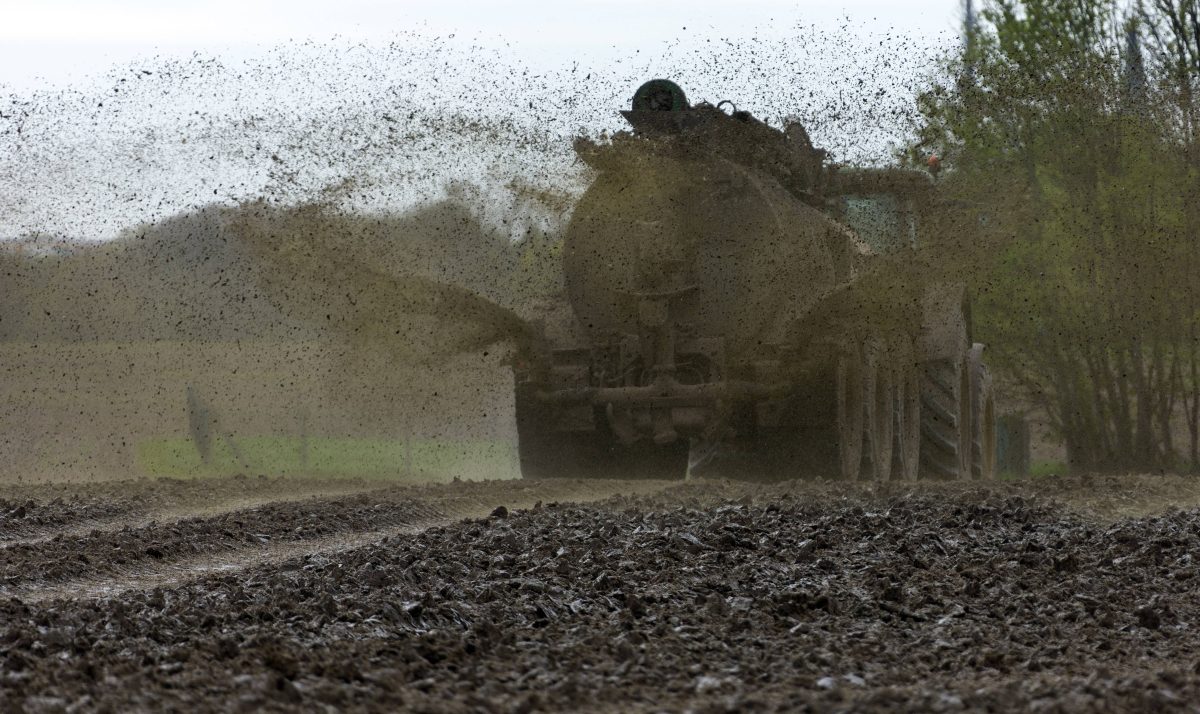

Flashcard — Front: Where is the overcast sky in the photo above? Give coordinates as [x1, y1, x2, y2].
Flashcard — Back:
[2, 0, 963, 91]
[1, 1, 966, 239]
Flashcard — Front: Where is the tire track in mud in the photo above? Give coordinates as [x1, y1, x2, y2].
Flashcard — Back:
[0, 489, 382, 553]
[0, 497, 137, 544]
[20, 522, 438, 603]
[9, 483, 1200, 712]
[0, 477, 389, 547]
[1, 478, 675, 602]
[0, 493, 440, 595]
[8, 473, 1200, 605]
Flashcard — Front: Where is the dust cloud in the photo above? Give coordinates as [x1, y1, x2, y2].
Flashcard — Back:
[0, 25, 932, 483]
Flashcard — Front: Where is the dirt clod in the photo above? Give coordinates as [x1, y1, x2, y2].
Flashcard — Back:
[0, 475, 1199, 711]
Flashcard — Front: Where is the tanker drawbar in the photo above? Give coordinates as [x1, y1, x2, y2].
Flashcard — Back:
[513, 79, 997, 482]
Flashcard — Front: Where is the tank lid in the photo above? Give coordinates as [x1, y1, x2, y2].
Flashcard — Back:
[622, 80, 701, 133]
[631, 79, 690, 112]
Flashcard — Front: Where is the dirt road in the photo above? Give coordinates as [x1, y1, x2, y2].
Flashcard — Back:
[4, 474, 1200, 712]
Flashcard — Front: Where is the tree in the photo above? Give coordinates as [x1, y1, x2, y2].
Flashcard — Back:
[915, 0, 1200, 473]
[1137, 0, 1200, 472]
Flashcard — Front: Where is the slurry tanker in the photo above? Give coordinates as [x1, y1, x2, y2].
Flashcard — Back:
[514, 79, 996, 480]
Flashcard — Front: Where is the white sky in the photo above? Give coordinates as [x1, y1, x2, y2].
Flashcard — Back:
[0, 1, 965, 239]
[1, 0, 962, 90]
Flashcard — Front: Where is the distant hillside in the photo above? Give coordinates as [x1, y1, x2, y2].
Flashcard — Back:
[0, 199, 534, 343]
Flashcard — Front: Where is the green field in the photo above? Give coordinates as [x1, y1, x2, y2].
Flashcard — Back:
[136, 436, 518, 481]
[998, 460, 1068, 480]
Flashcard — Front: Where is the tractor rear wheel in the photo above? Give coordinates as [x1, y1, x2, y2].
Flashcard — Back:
[515, 384, 612, 479]
[970, 345, 998, 480]
[891, 363, 921, 481]
[861, 346, 894, 481]
[835, 345, 866, 481]
[918, 357, 972, 480]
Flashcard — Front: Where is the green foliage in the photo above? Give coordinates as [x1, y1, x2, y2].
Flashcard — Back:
[915, 0, 1200, 473]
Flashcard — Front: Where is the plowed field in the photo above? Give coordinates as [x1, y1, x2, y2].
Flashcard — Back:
[4, 474, 1200, 712]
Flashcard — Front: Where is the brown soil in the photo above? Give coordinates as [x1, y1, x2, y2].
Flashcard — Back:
[0, 476, 386, 546]
[3, 474, 1200, 712]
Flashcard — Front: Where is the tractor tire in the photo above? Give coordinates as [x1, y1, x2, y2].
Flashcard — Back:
[891, 363, 921, 481]
[918, 357, 972, 480]
[515, 384, 611, 479]
[969, 344, 998, 480]
[860, 345, 894, 481]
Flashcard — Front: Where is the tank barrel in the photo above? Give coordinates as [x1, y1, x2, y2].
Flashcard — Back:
[515, 79, 993, 482]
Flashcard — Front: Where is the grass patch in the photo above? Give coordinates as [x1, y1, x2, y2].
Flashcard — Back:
[1030, 460, 1068, 478]
[136, 436, 517, 481]
[1000, 460, 1068, 480]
